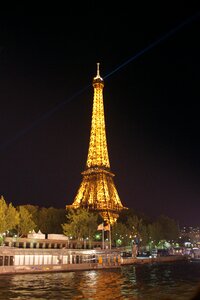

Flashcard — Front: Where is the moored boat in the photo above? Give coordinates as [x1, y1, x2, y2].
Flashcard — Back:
[0, 245, 189, 275]
[0, 246, 122, 274]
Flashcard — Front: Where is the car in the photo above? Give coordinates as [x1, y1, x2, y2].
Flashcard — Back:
[121, 251, 132, 257]
[137, 251, 151, 258]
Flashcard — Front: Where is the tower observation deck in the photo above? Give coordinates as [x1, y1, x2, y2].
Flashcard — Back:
[67, 63, 127, 224]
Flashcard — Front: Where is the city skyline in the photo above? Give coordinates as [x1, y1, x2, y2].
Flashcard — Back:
[0, 9, 199, 227]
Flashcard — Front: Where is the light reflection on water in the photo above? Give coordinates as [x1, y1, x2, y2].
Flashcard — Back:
[0, 261, 200, 299]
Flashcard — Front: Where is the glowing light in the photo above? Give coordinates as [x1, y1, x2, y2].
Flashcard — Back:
[67, 64, 127, 224]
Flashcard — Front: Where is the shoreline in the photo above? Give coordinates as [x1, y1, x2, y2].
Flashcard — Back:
[121, 254, 188, 265]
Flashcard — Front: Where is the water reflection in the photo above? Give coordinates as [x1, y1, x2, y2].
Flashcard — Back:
[121, 262, 200, 300]
[74, 269, 139, 299]
[0, 261, 200, 299]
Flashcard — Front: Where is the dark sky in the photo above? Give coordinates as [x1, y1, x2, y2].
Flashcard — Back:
[0, 8, 199, 227]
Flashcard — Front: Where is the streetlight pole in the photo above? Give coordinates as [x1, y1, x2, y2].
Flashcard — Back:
[102, 228, 104, 249]
[109, 227, 112, 249]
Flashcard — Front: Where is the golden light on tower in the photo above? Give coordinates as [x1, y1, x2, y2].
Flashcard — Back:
[67, 63, 127, 224]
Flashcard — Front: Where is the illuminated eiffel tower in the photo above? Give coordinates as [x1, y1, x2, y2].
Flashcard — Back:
[68, 63, 127, 224]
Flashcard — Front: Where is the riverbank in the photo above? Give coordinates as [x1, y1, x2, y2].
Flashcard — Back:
[121, 254, 187, 265]
[0, 246, 188, 275]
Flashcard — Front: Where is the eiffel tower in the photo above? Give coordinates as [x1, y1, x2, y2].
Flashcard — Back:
[67, 63, 127, 224]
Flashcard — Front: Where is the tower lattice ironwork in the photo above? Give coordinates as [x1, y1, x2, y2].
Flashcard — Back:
[67, 63, 127, 224]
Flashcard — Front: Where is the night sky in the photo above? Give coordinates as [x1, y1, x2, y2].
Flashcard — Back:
[0, 8, 199, 227]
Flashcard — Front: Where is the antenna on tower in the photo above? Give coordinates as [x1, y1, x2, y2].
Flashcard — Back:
[97, 62, 100, 77]
[94, 62, 103, 81]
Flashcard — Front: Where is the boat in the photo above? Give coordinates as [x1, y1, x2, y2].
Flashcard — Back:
[0, 246, 122, 274]
[0, 243, 188, 275]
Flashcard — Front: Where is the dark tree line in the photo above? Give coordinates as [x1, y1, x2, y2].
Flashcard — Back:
[0, 196, 180, 250]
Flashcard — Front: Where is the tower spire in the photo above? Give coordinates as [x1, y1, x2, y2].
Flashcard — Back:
[67, 63, 127, 224]
[93, 62, 103, 82]
[97, 62, 100, 77]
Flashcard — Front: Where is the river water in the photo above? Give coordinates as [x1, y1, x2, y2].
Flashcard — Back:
[0, 260, 200, 299]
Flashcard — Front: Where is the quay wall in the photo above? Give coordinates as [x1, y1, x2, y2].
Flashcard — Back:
[121, 255, 188, 265]
[0, 263, 121, 275]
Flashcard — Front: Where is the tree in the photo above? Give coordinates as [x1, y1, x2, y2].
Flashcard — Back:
[148, 222, 162, 244]
[139, 224, 149, 247]
[62, 208, 98, 241]
[0, 196, 19, 237]
[37, 207, 49, 233]
[148, 215, 179, 247]
[23, 205, 40, 231]
[111, 222, 131, 247]
[17, 206, 36, 237]
[127, 215, 145, 247]
[157, 215, 179, 241]
[118, 210, 150, 248]
[37, 207, 66, 234]
[0, 196, 8, 234]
